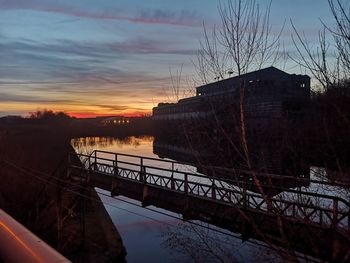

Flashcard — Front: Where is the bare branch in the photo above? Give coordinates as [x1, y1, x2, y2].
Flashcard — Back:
[196, 0, 282, 79]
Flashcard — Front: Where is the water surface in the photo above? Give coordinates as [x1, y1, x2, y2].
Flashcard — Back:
[72, 136, 290, 262]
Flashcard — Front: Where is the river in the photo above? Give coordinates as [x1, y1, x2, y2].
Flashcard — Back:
[71, 135, 348, 263]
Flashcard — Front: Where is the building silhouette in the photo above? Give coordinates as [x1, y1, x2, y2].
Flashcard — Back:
[153, 67, 310, 121]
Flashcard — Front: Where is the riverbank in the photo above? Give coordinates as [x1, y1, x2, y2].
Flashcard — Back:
[0, 122, 126, 262]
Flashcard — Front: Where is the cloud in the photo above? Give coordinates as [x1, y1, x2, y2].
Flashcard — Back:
[0, 0, 201, 27]
[0, 39, 121, 83]
[91, 104, 148, 112]
[0, 91, 72, 104]
[133, 9, 201, 27]
[92, 104, 129, 111]
[0, 1, 198, 116]
[107, 38, 197, 55]
[43, 8, 201, 27]
[0, 37, 195, 86]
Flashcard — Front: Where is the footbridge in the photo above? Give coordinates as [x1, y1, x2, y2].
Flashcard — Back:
[69, 150, 350, 261]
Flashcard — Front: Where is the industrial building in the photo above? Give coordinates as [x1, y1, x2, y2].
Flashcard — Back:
[152, 67, 310, 121]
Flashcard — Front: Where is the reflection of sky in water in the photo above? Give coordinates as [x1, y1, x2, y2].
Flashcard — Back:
[72, 136, 290, 263]
[72, 136, 155, 157]
[71, 136, 350, 262]
[97, 189, 285, 263]
[72, 136, 199, 175]
[98, 190, 177, 262]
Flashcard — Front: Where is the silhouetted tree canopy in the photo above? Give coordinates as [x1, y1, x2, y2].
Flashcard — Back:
[29, 110, 72, 123]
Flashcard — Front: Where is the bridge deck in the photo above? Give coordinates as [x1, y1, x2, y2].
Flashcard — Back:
[69, 150, 350, 261]
[71, 150, 350, 230]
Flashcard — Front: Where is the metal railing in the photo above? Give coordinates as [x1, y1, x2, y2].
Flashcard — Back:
[70, 150, 350, 230]
[0, 209, 71, 263]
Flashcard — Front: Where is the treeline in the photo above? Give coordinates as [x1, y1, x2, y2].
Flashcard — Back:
[28, 109, 72, 123]
[0, 110, 154, 138]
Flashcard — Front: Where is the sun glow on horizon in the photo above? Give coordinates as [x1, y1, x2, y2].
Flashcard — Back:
[68, 111, 151, 119]
[0, 0, 332, 117]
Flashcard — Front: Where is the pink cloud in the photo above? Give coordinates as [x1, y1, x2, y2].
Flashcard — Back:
[47, 8, 201, 27]
[1, 1, 201, 27]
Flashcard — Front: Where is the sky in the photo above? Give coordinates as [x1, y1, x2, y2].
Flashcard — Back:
[0, 0, 335, 117]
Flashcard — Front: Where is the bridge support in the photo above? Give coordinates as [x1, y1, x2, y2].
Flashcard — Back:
[211, 179, 216, 200]
[142, 185, 149, 207]
[111, 178, 119, 196]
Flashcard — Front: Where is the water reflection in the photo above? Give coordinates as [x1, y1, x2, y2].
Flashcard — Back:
[162, 221, 287, 263]
[72, 136, 154, 157]
[71, 135, 350, 262]
[97, 189, 287, 263]
[153, 136, 313, 197]
[153, 135, 311, 177]
[72, 136, 290, 262]
[153, 136, 350, 214]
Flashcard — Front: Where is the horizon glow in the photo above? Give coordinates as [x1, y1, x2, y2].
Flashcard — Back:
[0, 0, 334, 117]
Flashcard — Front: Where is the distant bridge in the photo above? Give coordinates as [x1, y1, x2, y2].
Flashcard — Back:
[69, 150, 350, 261]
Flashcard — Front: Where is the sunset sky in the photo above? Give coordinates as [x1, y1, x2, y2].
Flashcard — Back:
[0, 0, 334, 117]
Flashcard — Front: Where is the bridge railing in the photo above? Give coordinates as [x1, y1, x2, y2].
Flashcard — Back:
[71, 150, 350, 230]
[0, 209, 71, 263]
[74, 150, 350, 191]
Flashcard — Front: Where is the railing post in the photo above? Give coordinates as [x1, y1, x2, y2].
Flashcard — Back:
[332, 198, 338, 226]
[86, 152, 93, 184]
[114, 153, 118, 177]
[140, 157, 145, 183]
[211, 179, 216, 200]
[171, 172, 175, 190]
[88, 153, 91, 170]
[170, 162, 176, 190]
[141, 158, 148, 206]
[184, 173, 188, 194]
[111, 154, 118, 195]
[94, 151, 97, 171]
[243, 186, 247, 208]
[171, 162, 174, 178]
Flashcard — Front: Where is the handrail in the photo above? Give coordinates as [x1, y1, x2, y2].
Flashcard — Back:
[81, 150, 96, 168]
[88, 162, 350, 229]
[73, 151, 350, 209]
[77, 151, 349, 200]
[90, 159, 350, 208]
[75, 150, 350, 193]
[71, 152, 350, 229]
[94, 150, 178, 164]
[89, 150, 350, 188]
[0, 209, 71, 263]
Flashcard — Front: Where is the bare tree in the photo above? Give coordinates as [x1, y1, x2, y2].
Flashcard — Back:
[186, 2, 337, 260]
[169, 65, 183, 102]
[194, 0, 283, 83]
[291, 0, 350, 89]
[291, 23, 341, 89]
[163, 65, 197, 104]
[291, 0, 350, 178]
[193, 0, 283, 173]
[328, 0, 350, 77]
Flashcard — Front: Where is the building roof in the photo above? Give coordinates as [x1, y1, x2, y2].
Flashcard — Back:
[196, 66, 310, 95]
[153, 67, 310, 110]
